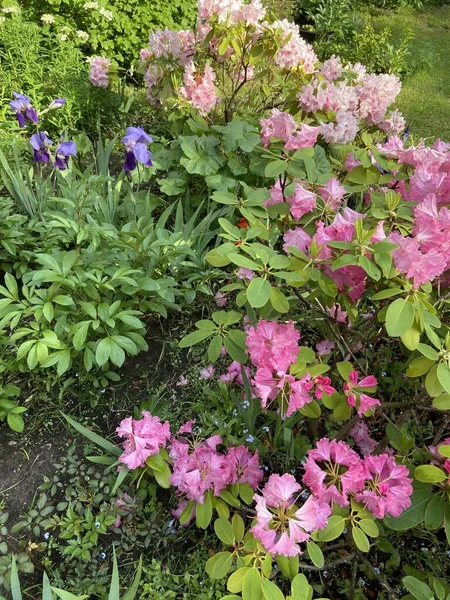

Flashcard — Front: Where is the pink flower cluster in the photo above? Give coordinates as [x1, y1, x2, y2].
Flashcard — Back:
[88, 56, 111, 88]
[252, 473, 330, 556]
[303, 438, 413, 519]
[270, 20, 318, 72]
[343, 370, 380, 416]
[170, 433, 263, 504]
[116, 411, 171, 470]
[180, 62, 219, 116]
[198, 0, 266, 26]
[260, 109, 319, 150]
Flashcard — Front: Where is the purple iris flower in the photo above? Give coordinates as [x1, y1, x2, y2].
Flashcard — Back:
[121, 127, 153, 172]
[48, 98, 67, 110]
[54, 141, 77, 170]
[10, 92, 39, 128]
[30, 132, 53, 164]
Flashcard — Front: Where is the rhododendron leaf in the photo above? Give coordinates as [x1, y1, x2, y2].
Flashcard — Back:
[417, 344, 439, 361]
[333, 400, 352, 421]
[179, 501, 195, 525]
[384, 490, 432, 531]
[436, 363, 450, 394]
[276, 555, 299, 580]
[406, 357, 435, 378]
[221, 597, 241, 600]
[224, 336, 248, 364]
[414, 465, 447, 484]
[296, 347, 316, 365]
[228, 254, 260, 271]
[261, 553, 272, 578]
[196, 492, 213, 529]
[238, 483, 255, 505]
[424, 325, 442, 349]
[437, 445, 450, 458]
[206, 551, 234, 579]
[318, 275, 338, 298]
[424, 495, 445, 530]
[269, 287, 290, 314]
[264, 160, 286, 178]
[306, 541, 324, 568]
[331, 254, 359, 270]
[206, 249, 232, 267]
[146, 453, 166, 473]
[336, 361, 353, 381]
[179, 329, 214, 348]
[232, 514, 245, 542]
[385, 298, 415, 337]
[358, 519, 379, 538]
[208, 336, 223, 363]
[214, 517, 235, 545]
[352, 526, 370, 552]
[432, 393, 450, 411]
[321, 392, 341, 409]
[425, 365, 443, 398]
[345, 165, 380, 185]
[402, 576, 434, 600]
[315, 515, 345, 542]
[300, 400, 321, 419]
[386, 424, 414, 453]
[227, 568, 250, 594]
[260, 578, 284, 600]
[220, 490, 241, 508]
[401, 324, 421, 351]
[211, 191, 238, 205]
[247, 278, 271, 308]
[291, 573, 312, 600]
[359, 256, 381, 281]
[444, 504, 450, 544]
[242, 568, 262, 600]
[372, 287, 404, 301]
[214, 498, 230, 520]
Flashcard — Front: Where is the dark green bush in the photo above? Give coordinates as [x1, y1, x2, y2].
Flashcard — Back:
[21, 0, 197, 67]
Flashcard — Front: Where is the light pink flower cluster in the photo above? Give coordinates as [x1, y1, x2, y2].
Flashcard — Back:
[88, 56, 111, 87]
[271, 20, 318, 72]
[180, 62, 219, 115]
[170, 433, 263, 504]
[116, 411, 171, 470]
[147, 28, 194, 66]
[198, 0, 266, 26]
[343, 370, 380, 416]
[252, 474, 330, 556]
[298, 67, 403, 143]
[260, 109, 320, 150]
[303, 439, 413, 518]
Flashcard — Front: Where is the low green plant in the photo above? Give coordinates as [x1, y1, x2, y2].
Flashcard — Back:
[0, 383, 26, 432]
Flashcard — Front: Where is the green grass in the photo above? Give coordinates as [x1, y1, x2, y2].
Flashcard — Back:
[368, 4, 450, 141]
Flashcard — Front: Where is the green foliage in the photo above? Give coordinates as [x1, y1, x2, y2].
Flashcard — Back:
[22, 0, 197, 67]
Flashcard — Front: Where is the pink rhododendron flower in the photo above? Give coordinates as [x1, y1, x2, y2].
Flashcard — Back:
[178, 420, 195, 434]
[355, 454, 413, 518]
[260, 109, 297, 146]
[283, 227, 312, 254]
[199, 364, 216, 381]
[215, 291, 227, 307]
[349, 421, 377, 456]
[253, 367, 295, 408]
[263, 181, 285, 207]
[303, 438, 366, 506]
[227, 446, 263, 488]
[237, 267, 254, 280]
[285, 124, 320, 150]
[318, 178, 346, 209]
[327, 303, 348, 324]
[272, 20, 318, 72]
[316, 339, 335, 356]
[289, 183, 317, 220]
[252, 474, 330, 557]
[304, 375, 336, 400]
[89, 56, 111, 87]
[286, 374, 314, 416]
[180, 61, 219, 115]
[170, 435, 230, 503]
[116, 411, 171, 470]
[320, 56, 343, 81]
[220, 360, 250, 385]
[246, 320, 300, 372]
[344, 370, 380, 416]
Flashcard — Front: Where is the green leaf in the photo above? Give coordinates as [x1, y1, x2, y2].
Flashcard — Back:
[179, 329, 214, 348]
[336, 361, 354, 381]
[73, 321, 91, 351]
[444, 503, 450, 544]
[406, 357, 435, 378]
[180, 136, 226, 176]
[232, 513, 245, 542]
[260, 578, 284, 600]
[424, 494, 446, 530]
[62, 413, 120, 455]
[10, 556, 22, 600]
[269, 287, 290, 313]
[108, 547, 120, 600]
[433, 393, 450, 410]
[277, 555, 299, 580]
[95, 337, 112, 367]
[414, 465, 447, 484]
[384, 490, 433, 530]
[371, 287, 404, 300]
[51, 590, 88, 600]
[208, 336, 223, 362]
[352, 526, 370, 552]
[214, 518, 235, 545]
[385, 298, 415, 337]
[437, 363, 450, 394]
[196, 492, 213, 529]
[358, 519, 379, 538]
[227, 568, 250, 594]
[264, 160, 286, 178]
[7, 413, 24, 433]
[219, 490, 241, 508]
[426, 364, 444, 397]
[291, 574, 312, 600]
[247, 278, 271, 308]
[306, 541, 324, 568]
[315, 515, 345, 542]
[122, 557, 143, 600]
[402, 576, 434, 600]
[179, 501, 194, 525]
[205, 552, 234, 579]
[242, 568, 262, 600]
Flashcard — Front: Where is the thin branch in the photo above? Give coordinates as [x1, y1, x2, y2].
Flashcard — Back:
[359, 555, 399, 600]
[298, 553, 355, 572]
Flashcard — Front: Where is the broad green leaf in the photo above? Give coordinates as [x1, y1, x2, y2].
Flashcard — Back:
[358, 519, 379, 537]
[352, 526, 370, 552]
[277, 555, 299, 580]
[205, 552, 234, 579]
[227, 568, 250, 594]
[437, 363, 450, 394]
[260, 578, 284, 600]
[242, 568, 262, 600]
[214, 518, 235, 545]
[384, 490, 433, 530]
[406, 357, 435, 378]
[402, 576, 434, 600]
[291, 574, 312, 600]
[425, 364, 443, 398]
[232, 514, 245, 542]
[385, 298, 415, 337]
[315, 515, 345, 542]
[269, 287, 290, 313]
[424, 494, 445, 530]
[179, 329, 214, 348]
[306, 541, 324, 568]
[414, 465, 447, 484]
[196, 492, 213, 529]
[247, 278, 271, 308]
[371, 287, 404, 300]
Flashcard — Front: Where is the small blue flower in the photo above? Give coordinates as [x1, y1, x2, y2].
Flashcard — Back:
[245, 435, 254, 443]
[95, 521, 101, 528]
[100, 552, 106, 559]
[43, 532, 50, 540]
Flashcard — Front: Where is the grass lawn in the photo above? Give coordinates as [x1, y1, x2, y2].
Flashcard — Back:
[368, 4, 450, 141]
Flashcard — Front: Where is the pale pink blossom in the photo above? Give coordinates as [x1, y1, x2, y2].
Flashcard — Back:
[316, 339, 335, 356]
[199, 364, 216, 380]
[180, 61, 219, 115]
[237, 267, 254, 280]
[285, 124, 320, 150]
[283, 227, 312, 254]
[215, 291, 227, 307]
[246, 320, 300, 372]
[89, 56, 111, 87]
[349, 421, 377, 456]
[318, 178, 346, 210]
